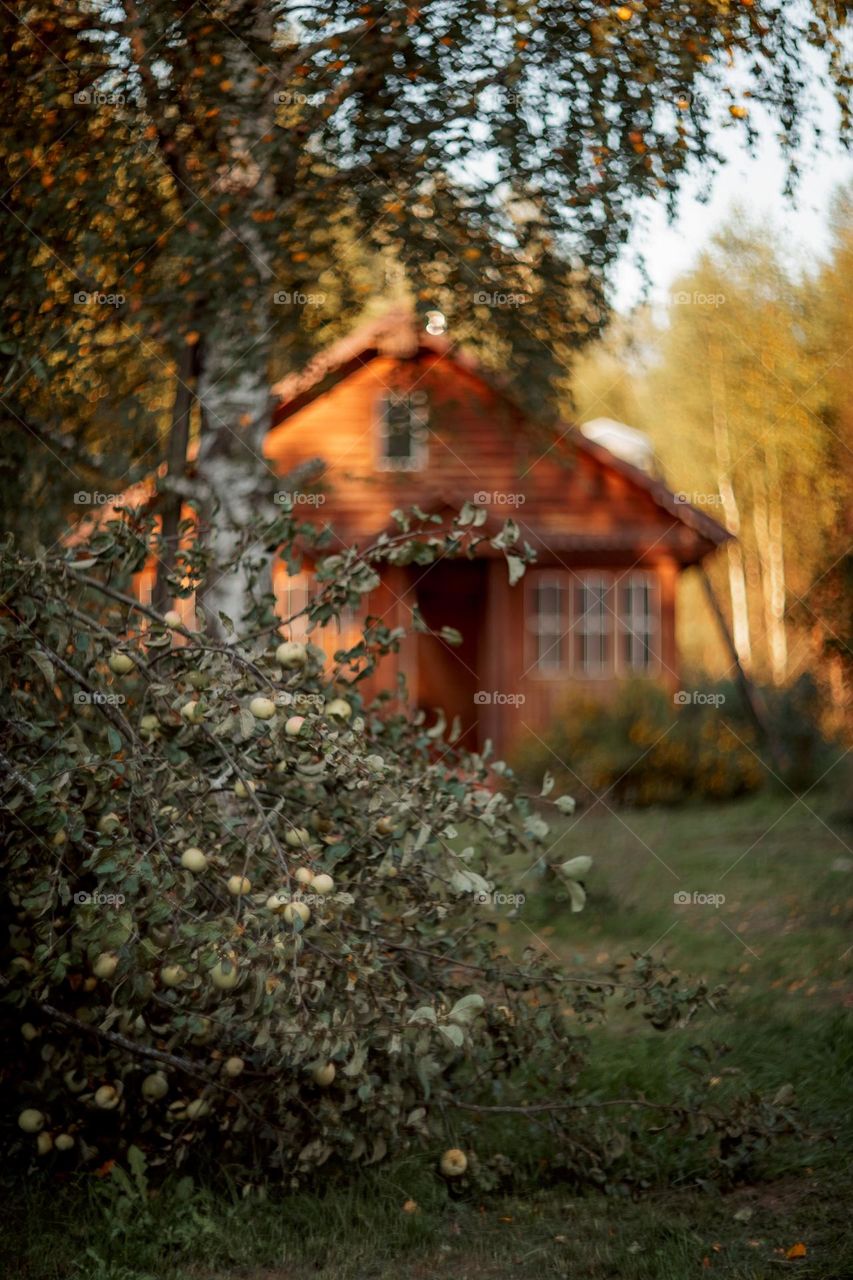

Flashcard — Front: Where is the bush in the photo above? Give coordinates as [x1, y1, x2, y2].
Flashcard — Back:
[512, 680, 766, 807]
[0, 512, 792, 1188]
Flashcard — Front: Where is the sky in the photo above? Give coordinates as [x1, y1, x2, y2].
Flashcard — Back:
[611, 102, 853, 316]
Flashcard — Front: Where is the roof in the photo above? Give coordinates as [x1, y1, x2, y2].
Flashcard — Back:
[271, 308, 732, 555]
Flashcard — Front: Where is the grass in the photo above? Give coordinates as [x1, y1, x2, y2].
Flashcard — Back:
[5, 789, 853, 1280]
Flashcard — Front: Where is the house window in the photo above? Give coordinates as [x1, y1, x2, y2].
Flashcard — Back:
[527, 575, 569, 673]
[618, 573, 658, 673]
[572, 574, 612, 676]
[377, 389, 428, 470]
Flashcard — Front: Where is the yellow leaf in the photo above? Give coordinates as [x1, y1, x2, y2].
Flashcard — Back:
[786, 1243, 807, 1259]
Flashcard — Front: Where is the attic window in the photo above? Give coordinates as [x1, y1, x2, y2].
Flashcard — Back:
[378, 390, 428, 471]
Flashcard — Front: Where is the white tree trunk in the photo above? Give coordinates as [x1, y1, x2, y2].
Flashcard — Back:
[708, 338, 752, 668]
[752, 458, 788, 685]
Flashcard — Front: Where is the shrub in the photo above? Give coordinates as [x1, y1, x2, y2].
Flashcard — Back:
[512, 679, 765, 806]
[0, 513, 791, 1188]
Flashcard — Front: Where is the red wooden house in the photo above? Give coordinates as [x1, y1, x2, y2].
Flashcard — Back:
[263, 309, 730, 757]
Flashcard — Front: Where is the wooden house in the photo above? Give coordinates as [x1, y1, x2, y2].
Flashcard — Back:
[262, 309, 730, 757]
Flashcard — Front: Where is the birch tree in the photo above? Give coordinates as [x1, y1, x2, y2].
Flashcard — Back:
[2, 1, 850, 630]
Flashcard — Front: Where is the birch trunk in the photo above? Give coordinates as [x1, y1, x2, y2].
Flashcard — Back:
[707, 337, 752, 669]
[752, 456, 788, 685]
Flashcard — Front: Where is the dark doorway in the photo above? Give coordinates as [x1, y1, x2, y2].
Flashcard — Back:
[411, 560, 487, 751]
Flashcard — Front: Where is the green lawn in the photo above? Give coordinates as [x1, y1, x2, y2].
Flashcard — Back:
[5, 790, 853, 1280]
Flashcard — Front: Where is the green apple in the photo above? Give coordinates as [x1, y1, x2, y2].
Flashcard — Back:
[36, 1131, 53, 1155]
[285, 827, 310, 849]
[325, 698, 352, 721]
[266, 891, 289, 912]
[92, 951, 119, 980]
[210, 957, 241, 991]
[94, 1084, 120, 1110]
[97, 811, 122, 835]
[187, 670, 208, 690]
[21, 1022, 39, 1041]
[160, 964, 188, 988]
[312, 1062, 335, 1087]
[275, 640, 307, 669]
[375, 816, 395, 836]
[18, 1109, 44, 1134]
[163, 610, 182, 628]
[440, 1148, 468, 1178]
[55, 1133, 75, 1151]
[311, 873, 334, 896]
[249, 696, 276, 720]
[223, 1056, 245, 1078]
[139, 714, 160, 735]
[180, 699, 203, 723]
[233, 779, 255, 798]
[227, 874, 251, 896]
[283, 901, 310, 926]
[185, 1098, 209, 1120]
[142, 1072, 169, 1101]
[284, 715, 305, 737]
[108, 651, 135, 676]
[180, 847, 208, 873]
[52, 829, 67, 847]
[294, 867, 314, 887]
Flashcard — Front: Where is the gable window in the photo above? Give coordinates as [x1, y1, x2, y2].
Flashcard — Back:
[526, 575, 569, 673]
[377, 389, 428, 470]
[618, 573, 658, 672]
[572, 574, 612, 676]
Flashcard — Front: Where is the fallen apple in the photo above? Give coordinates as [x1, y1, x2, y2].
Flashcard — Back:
[439, 1148, 468, 1178]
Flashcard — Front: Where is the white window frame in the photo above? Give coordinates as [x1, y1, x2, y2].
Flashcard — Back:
[526, 572, 570, 676]
[376, 388, 429, 471]
[616, 572, 660, 675]
[571, 573, 613, 678]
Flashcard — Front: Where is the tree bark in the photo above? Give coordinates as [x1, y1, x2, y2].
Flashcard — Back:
[751, 453, 788, 685]
[707, 336, 752, 669]
[154, 338, 201, 612]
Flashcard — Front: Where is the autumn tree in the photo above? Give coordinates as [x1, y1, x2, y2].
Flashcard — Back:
[2, 0, 851, 623]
